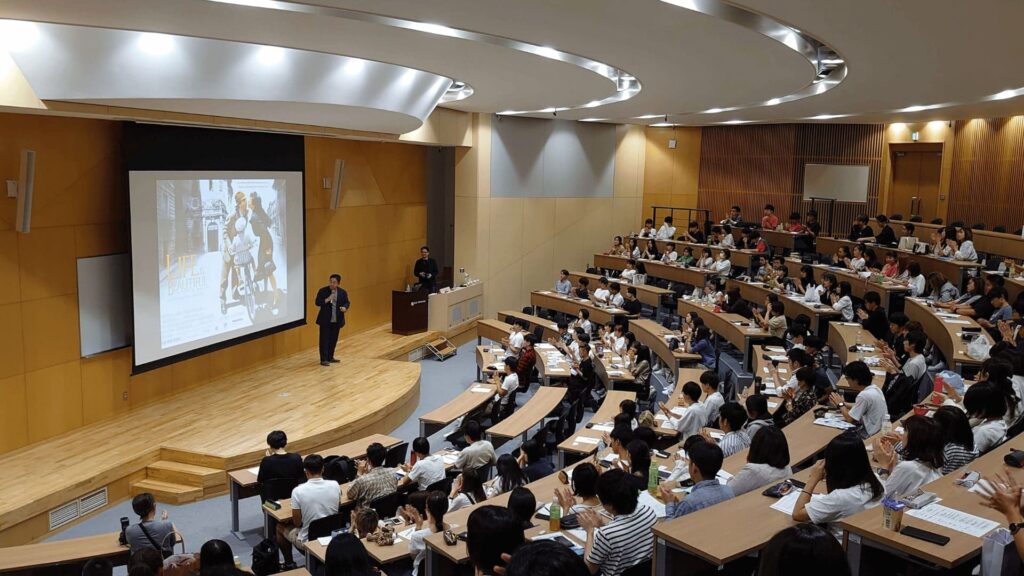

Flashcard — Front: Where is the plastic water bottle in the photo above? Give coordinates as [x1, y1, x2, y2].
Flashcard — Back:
[648, 460, 659, 494]
[881, 414, 893, 435]
[549, 498, 561, 532]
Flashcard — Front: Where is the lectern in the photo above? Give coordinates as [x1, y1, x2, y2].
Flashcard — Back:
[392, 290, 428, 335]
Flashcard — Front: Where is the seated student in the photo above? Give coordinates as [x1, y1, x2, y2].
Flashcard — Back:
[829, 281, 855, 322]
[777, 366, 822, 427]
[948, 226, 979, 261]
[277, 455, 341, 568]
[687, 325, 716, 369]
[638, 218, 656, 238]
[400, 436, 445, 491]
[856, 292, 890, 341]
[570, 308, 593, 335]
[792, 432, 884, 539]
[258, 430, 305, 487]
[770, 347, 813, 394]
[897, 222, 918, 251]
[728, 426, 793, 496]
[938, 275, 984, 312]
[503, 318, 526, 356]
[793, 265, 822, 304]
[932, 406, 979, 474]
[82, 558, 113, 576]
[126, 548, 162, 576]
[607, 236, 629, 257]
[847, 244, 867, 271]
[505, 540, 591, 576]
[568, 342, 597, 405]
[554, 462, 602, 515]
[199, 539, 236, 574]
[623, 439, 653, 491]
[574, 277, 591, 299]
[621, 259, 639, 281]
[722, 205, 744, 226]
[879, 330, 928, 388]
[699, 370, 725, 425]
[830, 361, 887, 438]
[742, 394, 776, 439]
[676, 246, 696, 267]
[660, 242, 679, 263]
[881, 252, 901, 278]
[507, 487, 537, 530]
[618, 398, 639, 429]
[755, 300, 788, 340]
[757, 523, 852, 576]
[864, 214, 897, 246]
[466, 506, 525, 576]
[978, 287, 1013, 335]
[748, 230, 768, 252]
[519, 439, 555, 482]
[621, 286, 643, 316]
[660, 381, 707, 439]
[723, 288, 752, 318]
[551, 321, 573, 348]
[964, 382, 1009, 453]
[627, 237, 642, 259]
[555, 269, 572, 295]
[874, 415, 943, 496]
[610, 323, 628, 355]
[401, 491, 449, 576]
[603, 423, 633, 464]
[804, 335, 828, 371]
[761, 204, 780, 230]
[448, 468, 487, 512]
[720, 224, 736, 248]
[863, 247, 881, 272]
[491, 357, 520, 422]
[350, 506, 380, 539]
[711, 249, 732, 278]
[578, 469, 658, 576]
[696, 247, 714, 269]
[848, 214, 874, 242]
[683, 220, 706, 244]
[786, 212, 807, 233]
[927, 271, 959, 303]
[641, 239, 660, 261]
[608, 282, 625, 307]
[348, 444, 396, 507]
[454, 420, 497, 472]
[660, 440, 734, 517]
[125, 493, 177, 557]
[593, 277, 611, 304]
[487, 454, 529, 498]
[789, 325, 808, 350]
[656, 216, 677, 239]
[706, 402, 750, 457]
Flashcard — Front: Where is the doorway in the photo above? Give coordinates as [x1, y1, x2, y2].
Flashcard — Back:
[888, 143, 942, 220]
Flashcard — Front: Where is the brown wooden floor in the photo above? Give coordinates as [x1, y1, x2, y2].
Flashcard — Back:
[0, 324, 434, 544]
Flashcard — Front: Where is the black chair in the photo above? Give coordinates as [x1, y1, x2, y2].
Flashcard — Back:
[533, 325, 545, 341]
[910, 215, 923, 222]
[385, 442, 409, 469]
[369, 491, 401, 518]
[994, 225, 1007, 233]
[890, 213, 903, 221]
[972, 223, 985, 230]
[307, 512, 346, 540]
[622, 560, 652, 576]
[930, 218, 944, 225]
[259, 477, 302, 502]
[425, 477, 451, 494]
[521, 306, 535, 315]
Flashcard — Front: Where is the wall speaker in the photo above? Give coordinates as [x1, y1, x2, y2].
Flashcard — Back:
[330, 159, 345, 210]
[16, 149, 35, 233]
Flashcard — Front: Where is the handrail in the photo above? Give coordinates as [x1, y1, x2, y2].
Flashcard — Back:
[650, 206, 712, 236]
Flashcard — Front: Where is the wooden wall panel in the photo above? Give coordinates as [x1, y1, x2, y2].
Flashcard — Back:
[696, 124, 884, 235]
[948, 117, 1024, 229]
[0, 112, 428, 455]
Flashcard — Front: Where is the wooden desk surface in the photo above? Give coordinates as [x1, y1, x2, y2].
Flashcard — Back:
[676, 297, 770, 351]
[0, 532, 128, 572]
[533, 343, 573, 381]
[806, 263, 910, 305]
[557, 390, 635, 456]
[629, 318, 702, 367]
[877, 218, 1024, 261]
[486, 387, 567, 440]
[568, 270, 672, 308]
[816, 237, 982, 284]
[624, 237, 759, 269]
[593, 350, 636, 387]
[306, 529, 411, 566]
[229, 434, 404, 488]
[477, 318, 513, 344]
[594, 253, 721, 288]
[827, 323, 889, 387]
[495, 310, 561, 343]
[530, 291, 628, 327]
[474, 345, 504, 376]
[841, 435, 1024, 569]
[419, 380, 497, 428]
[759, 228, 809, 250]
[1006, 276, 1024, 304]
[903, 298, 983, 368]
[725, 279, 841, 328]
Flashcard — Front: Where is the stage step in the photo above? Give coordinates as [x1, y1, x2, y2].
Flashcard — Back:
[130, 479, 204, 504]
[146, 461, 224, 489]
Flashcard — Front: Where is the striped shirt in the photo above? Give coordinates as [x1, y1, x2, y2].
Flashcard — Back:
[347, 466, 397, 506]
[719, 430, 751, 458]
[942, 442, 979, 475]
[587, 504, 658, 576]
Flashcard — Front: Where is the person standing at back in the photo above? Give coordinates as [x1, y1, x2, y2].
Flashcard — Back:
[257, 430, 304, 486]
[277, 454, 341, 569]
[315, 274, 350, 366]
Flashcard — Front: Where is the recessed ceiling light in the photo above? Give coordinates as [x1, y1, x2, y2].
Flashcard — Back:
[0, 20, 40, 53]
[343, 59, 365, 75]
[765, 98, 782, 106]
[256, 45, 284, 65]
[994, 89, 1019, 100]
[138, 32, 174, 55]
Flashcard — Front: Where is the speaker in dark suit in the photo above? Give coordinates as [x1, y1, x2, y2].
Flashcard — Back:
[315, 274, 351, 366]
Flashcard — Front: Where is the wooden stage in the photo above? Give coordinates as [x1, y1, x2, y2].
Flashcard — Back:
[0, 324, 435, 546]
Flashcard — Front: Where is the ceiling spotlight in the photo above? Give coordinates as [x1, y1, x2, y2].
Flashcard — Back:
[0, 20, 40, 53]
[579, 118, 606, 122]
[138, 32, 174, 55]
[994, 89, 1019, 100]
[256, 45, 284, 65]
[343, 58, 365, 75]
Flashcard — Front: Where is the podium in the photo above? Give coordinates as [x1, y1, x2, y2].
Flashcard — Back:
[428, 282, 484, 335]
[391, 290, 429, 335]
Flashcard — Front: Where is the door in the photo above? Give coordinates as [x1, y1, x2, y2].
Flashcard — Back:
[888, 145, 942, 220]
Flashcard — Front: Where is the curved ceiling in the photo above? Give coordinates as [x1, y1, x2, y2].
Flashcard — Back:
[2, 0, 1024, 132]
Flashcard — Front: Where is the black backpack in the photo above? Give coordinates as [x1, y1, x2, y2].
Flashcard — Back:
[251, 537, 280, 576]
[323, 455, 357, 484]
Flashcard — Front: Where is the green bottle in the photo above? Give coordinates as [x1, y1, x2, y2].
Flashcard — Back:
[648, 459, 659, 494]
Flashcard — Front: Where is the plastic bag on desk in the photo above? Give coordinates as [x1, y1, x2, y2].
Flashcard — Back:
[981, 527, 1021, 576]
[968, 333, 993, 361]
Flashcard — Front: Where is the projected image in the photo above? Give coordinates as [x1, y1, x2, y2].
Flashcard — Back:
[156, 178, 287, 348]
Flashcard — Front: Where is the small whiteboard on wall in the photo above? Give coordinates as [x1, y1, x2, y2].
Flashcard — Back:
[77, 253, 132, 357]
[802, 164, 870, 202]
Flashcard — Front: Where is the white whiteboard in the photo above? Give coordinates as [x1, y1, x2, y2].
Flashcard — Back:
[802, 163, 870, 202]
[77, 253, 132, 357]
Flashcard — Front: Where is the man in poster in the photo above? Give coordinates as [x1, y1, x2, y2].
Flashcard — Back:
[315, 274, 350, 366]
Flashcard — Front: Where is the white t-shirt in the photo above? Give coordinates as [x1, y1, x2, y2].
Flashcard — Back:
[833, 296, 854, 322]
[610, 293, 625, 307]
[908, 275, 927, 297]
[902, 354, 927, 383]
[662, 251, 678, 263]
[507, 331, 524, 353]
[973, 419, 1008, 453]
[613, 336, 627, 355]
[657, 224, 676, 239]
[702, 391, 724, 426]
[849, 257, 866, 271]
[712, 259, 732, 277]
[668, 403, 707, 439]
[291, 478, 341, 542]
[804, 482, 881, 539]
[594, 288, 611, 303]
[849, 385, 887, 437]
[884, 460, 941, 497]
[407, 455, 446, 491]
[409, 527, 434, 576]
[496, 373, 519, 405]
[1009, 375, 1024, 426]
[721, 234, 735, 248]
[622, 269, 637, 279]
[697, 256, 714, 269]
[955, 240, 978, 261]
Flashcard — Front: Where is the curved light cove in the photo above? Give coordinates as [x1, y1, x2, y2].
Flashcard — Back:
[204, 0, 641, 114]
[656, 0, 848, 122]
[3, 20, 453, 133]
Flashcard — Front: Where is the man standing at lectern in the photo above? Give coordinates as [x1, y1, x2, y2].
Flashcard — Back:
[414, 245, 440, 293]
[315, 274, 350, 366]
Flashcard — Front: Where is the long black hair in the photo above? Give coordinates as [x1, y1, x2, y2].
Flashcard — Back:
[932, 406, 974, 451]
[757, 523, 851, 576]
[496, 454, 528, 493]
[324, 533, 376, 576]
[901, 415, 945, 470]
[823, 432, 884, 500]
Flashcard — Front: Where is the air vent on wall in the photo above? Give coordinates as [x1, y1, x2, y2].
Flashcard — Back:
[48, 501, 79, 531]
[47, 487, 110, 531]
[79, 488, 108, 516]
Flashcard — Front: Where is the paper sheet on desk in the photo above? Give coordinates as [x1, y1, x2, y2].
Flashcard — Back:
[767, 401, 779, 409]
[944, 319, 971, 325]
[247, 466, 260, 475]
[670, 406, 686, 416]
[573, 436, 601, 445]
[397, 526, 417, 540]
[470, 386, 492, 393]
[655, 414, 668, 422]
[770, 491, 801, 515]
[317, 536, 333, 546]
[905, 503, 1000, 537]
[814, 417, 856, 430]
[592, 424, 614, 432]
[442, 453, 460, 465]
[707, 431, 724, 440]
[638, 491, 667, 518]
[765, 346, 786, 352]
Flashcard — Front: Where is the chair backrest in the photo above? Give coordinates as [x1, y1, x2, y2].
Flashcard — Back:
[972, 223, 985, 230]
[521, 306, 535, 315]
[307, 512, 345, 540]
[910, 215, 923, 222]
[930, 218, 944, 225]
[369, 491, 401, 518]
[533, 325, 545, 341]
[425, 477, 451, 494]
[890, 214, 903, 221]
[994, 225, 1007, 233]
[260, 477, 302, 502]
[385, 442, 409, 469]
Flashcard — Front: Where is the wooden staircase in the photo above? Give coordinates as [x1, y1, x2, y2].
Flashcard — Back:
[129, 461, 227, 504]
